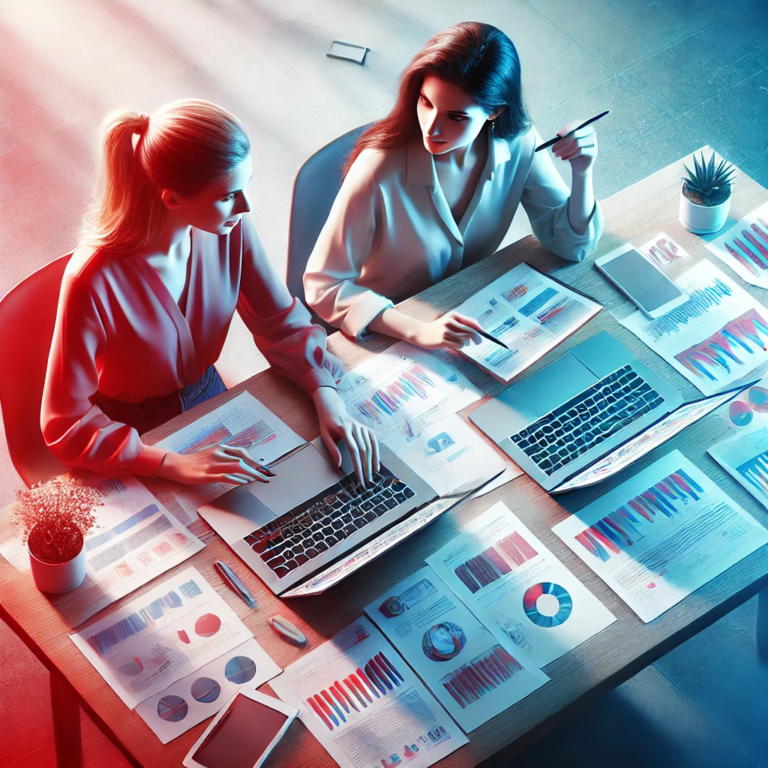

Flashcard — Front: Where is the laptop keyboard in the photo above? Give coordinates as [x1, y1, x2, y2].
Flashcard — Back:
[243, 469, 416, 579]
[510, 365, 664, 476]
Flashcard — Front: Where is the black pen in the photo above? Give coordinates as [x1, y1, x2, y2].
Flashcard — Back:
[476, 327, 509, 349]
[535, 110, 610, 152]
[215, 560, 257, 608]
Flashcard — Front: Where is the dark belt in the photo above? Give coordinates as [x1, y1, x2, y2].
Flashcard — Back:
[91, 365, 227, 435]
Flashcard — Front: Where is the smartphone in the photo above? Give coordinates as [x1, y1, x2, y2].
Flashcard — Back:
[183, 688, 298, 768]
[595, 244, 688, 319]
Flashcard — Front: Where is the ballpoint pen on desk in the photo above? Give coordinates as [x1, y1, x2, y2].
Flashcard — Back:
[214, 560, 258, 608]
[535, 110, 610, 152]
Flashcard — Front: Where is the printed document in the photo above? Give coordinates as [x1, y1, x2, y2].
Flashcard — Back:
[709, 424, 768, 509]
[553, 450, 768, 622]
[0, 475, 204, 627]
[136, 637, 281, 743]
[451, 263, 601, 383]
[70, 566, 252, 709]
[618, 260, 768, 396]
[271, 616, 467, 767]
[427, 502, 616, 667]
[705, 200, 768, 289]
[364, 566, 548, 731]
[155, 391, 305, 523]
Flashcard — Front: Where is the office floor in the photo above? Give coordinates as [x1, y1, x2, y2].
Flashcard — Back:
[1, 0, 767, 766]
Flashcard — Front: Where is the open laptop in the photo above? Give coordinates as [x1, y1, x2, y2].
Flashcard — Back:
[471, 331, 748, 493]
[199, 440, 494, 596]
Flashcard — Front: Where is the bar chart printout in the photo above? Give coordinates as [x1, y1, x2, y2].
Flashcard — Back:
[619, 260, 768, 396]
[364, 566, 548, 731]
[709, 424, 768, 509]
[427, 502, 616, 667]
[271, 617, 466, 768]
[553, 450, 768, 622]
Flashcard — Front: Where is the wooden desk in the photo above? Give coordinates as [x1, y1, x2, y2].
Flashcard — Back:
[2, 148, 768, 768]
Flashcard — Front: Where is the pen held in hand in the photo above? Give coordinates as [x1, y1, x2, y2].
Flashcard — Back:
[535, 110, 609, 152]
[476, 327, 509, 349]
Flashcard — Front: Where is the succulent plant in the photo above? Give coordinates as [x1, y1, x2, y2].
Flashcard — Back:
[682, 151, 736, 207]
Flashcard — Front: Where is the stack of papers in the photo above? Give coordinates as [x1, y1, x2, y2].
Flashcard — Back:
[451, 263, 601, 383]
[271, 616, 467, 768]
[553, 450, 768, 622]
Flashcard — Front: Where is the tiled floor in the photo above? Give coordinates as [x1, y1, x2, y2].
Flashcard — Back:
[1, 0, 767, 766]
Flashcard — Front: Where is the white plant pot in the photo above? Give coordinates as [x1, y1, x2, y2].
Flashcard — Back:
[679, 183, 731, 235]
[28, 530, 86, 594]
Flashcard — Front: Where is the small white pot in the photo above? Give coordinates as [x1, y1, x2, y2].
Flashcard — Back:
[28, 530, 86, 594]
[679, 183, 731, 235]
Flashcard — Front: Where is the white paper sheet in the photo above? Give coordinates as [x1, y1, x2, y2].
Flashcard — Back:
[271, 616, 467, 768]
[338, 342, 482, 450]
[641, 232, 691, 269]
[451, 263, 601, 383]
[705, 200, 768, 289]
[70, 566, 253, 709]
[364, 566, 548, 732]
[709, 424, 768, 509]
[426, 503, 615, 667]
[155, 391, 305, 522]
[0, 475, 204, 627]
[553, 450, 768, 622]
[618, 260, 768, 395]
[135, 637, 281, 743]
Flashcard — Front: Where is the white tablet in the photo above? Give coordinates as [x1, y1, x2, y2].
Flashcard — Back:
[182, 687, 298, 768]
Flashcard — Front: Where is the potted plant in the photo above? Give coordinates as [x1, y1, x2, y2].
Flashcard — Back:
[13, 476, 101, 594]
[679, 150, 736, 235]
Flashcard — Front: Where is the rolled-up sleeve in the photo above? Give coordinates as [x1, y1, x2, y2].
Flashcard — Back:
[303, 151, 393, 338]
[41, 272, 167, 477]
[238, 216, 341, 393]
[521, 129, 604, 263]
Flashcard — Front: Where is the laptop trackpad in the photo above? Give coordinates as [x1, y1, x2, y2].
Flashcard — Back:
[515, 354, 598, 416]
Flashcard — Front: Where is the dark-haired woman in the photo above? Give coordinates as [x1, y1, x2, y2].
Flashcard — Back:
[42, 99, 379, 487]
[304, 22, 603, 350]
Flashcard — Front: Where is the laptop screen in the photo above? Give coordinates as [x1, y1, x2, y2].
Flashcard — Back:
[555, 384, 748, 492]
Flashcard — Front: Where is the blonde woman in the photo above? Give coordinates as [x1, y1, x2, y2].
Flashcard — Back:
[304, 22, 603, 348]
[42, 100, 379, 487]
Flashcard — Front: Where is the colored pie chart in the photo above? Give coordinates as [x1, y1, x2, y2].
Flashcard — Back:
[225, 656, 256, 684]
[195, 613, 222, 638]
[191, 677, 221, 703]
[157, 695, 188, 722]
[523, 582, 572, 628]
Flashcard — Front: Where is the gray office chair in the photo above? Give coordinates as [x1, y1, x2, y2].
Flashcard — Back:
[286, 123, 372, 333]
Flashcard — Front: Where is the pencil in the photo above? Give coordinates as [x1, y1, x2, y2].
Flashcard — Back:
[535, 110, 610, 152]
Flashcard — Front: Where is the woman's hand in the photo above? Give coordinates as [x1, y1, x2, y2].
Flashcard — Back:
[157, 444, 274, 486]
[313, 386, 379, 487]
[553, 120, 598, 176]
[410, 312, 484, 351]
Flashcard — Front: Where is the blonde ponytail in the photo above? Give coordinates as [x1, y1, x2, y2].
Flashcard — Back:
[80, 100, 250, 255]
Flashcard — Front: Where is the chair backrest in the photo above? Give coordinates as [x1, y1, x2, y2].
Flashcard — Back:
[286, 123, 372, 332]
[0, 255, 71, 487]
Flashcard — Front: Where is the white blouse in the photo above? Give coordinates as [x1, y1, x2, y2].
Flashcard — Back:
[304, 125, 603, 338]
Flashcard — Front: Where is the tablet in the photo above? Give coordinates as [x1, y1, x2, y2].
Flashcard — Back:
[183, 688, 298, 768]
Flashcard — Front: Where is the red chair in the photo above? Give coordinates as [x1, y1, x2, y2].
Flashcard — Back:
[0, 254, 70, 487]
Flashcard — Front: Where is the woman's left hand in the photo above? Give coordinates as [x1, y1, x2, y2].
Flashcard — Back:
[553, 120, 598, 176]
[313, 386, 380, 487]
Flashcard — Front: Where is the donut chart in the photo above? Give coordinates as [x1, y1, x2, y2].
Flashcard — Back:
[523, 582, 572, 628]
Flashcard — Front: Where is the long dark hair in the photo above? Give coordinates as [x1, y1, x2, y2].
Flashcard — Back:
[345, 22, 529, 174]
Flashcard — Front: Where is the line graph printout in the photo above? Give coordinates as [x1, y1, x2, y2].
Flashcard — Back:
[426, 502, 616, 667]
[70, 566, 253, 709]
[618, 260, 768, 395]
[271, 616, 467, 767]
[452, 263, 601, 383]
[364, 566, 548, 731]
[155, 391, 304, 522]
[709, 424, 768, 510]
[338, 342, 482, 450]
[705, 200, 768, 289]
[553, 450, 768, 622]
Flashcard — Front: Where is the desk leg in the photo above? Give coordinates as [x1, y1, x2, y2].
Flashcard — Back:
[758, 587, 768, 663]
[50, 669, 82, 768]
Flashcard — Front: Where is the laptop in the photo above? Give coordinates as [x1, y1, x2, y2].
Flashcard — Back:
[199, 440, 494, 597]
[471, 331, 747, 494]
